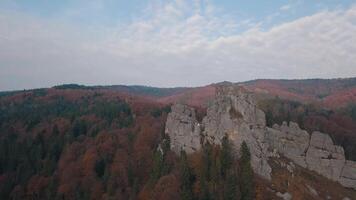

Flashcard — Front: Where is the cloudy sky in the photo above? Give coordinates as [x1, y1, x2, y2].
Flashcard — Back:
[1, 0, 356, 91]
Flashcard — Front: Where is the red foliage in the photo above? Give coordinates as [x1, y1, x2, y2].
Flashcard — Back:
[151, 175, 180, 200]
[158, 85, 216, 107]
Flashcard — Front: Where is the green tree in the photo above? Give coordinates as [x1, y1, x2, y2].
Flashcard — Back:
[200, 176, 211, 200]
[239, 141, 254, 200]
[220, 135, 233, 178]
[149, 149, 164, 184]
[202, 142, 213, 182]
[179, 150, 194, 200]
[72, 119, 87, 138]
[224, 171, 239, 200]
[220, 136, 240, 200]
[95, 159, 106, 178]
[199, 142, 213, 200]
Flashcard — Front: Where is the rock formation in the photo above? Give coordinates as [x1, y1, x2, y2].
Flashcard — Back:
[165, 83, 356, 190]
[201, 85, 272, 180]
[340, 161, 356, 189]
[306, 131, 346, 181]
[165, 104, 201, 154]
[267, 122, 356, 189]
[267, 122, 310, 168]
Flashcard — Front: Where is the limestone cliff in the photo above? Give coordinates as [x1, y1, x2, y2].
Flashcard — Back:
[165, 104, 201, 154]
[165, 84, 356, 190]
[202, 85, 272, 180]
[267, 123, 356, 189]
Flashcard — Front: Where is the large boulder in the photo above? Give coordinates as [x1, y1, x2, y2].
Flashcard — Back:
[339, 161, 356, 190]
[266, 122, 310, 168]
[306, 131, 346, 181]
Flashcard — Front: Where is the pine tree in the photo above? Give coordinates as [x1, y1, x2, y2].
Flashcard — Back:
[200, 176, 211, 200]
[220, 135, 233, 178]
[202, 142, 213, 182]
[220, 136, 240, 200]
[199, 142, 213, 200]
[149, 149, 164, 184]
[224, 171, 238, 200]
[240, 141, 254, 200]
[179, 150, 194, 200]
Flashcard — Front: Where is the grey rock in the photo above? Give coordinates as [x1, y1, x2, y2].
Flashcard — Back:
[164, 84, 356, 190]
[306, 132, 346, 181]
[266, 122, 310, 168]
[339, 160, 356, 190]
[202, 85, 272, 180]
[276, 192, 292, 200]
[165, 104, 201, 154]
[267, 121, 356, 190]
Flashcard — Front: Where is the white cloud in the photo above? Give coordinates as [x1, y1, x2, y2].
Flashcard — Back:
[0, 1, 356, 90]
[280, 5, 291, 11]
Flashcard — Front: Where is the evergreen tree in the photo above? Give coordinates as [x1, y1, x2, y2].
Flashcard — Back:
[202, 142, 213, 182]
[224, 171, 239, 200]
[220, 135, 233, 178]
[199, 142, 213, 200]
[200, 176, 211, 200]
[239, 141, 254, 200]
[149, 149, 164, 184]
[265, 110, 274, 127]
[179, 150, 194, 200]
[220, 136, 240, 200]
[72, 119, 87, 138]
[95, 159, 106, 178]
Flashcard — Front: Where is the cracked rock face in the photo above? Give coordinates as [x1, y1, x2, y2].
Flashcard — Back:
[165, 104, 201, 154]
[306, 131, 346, 181]
[268, 122, 356, 189]
[166, 85, 272, 180]
[165, 84, 356, 190]
[339, 161, 356, 189]
[202, 85, 271, 180]
[267, 122, 310, 168]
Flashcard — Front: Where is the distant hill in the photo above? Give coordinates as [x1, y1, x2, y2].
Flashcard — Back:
[132, 77, 356, 109]
[243, 78, 356, 108]
[6, 77, 356, 108]
[95, 85, 190, 98]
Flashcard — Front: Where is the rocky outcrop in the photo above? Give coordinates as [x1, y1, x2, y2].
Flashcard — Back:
[339, 161, 356, 189]
[165, 84, 356, 190]
[306, 131, 346, 181]
[267, 122, 310, 168]
[267, 121, 356, 189]
[202, 85, 272, 180]
[165, 104, 201, 154]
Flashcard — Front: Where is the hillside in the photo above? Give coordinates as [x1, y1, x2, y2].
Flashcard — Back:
[0, 78, 356, 199]
[0, 88, 172, 199]
[244, 78, 356, 108]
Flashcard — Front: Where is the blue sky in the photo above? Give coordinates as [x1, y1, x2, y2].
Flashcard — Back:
[0, 0, 356, 90]
[0, 0, 355, 26]
[1, 0, 355, 28]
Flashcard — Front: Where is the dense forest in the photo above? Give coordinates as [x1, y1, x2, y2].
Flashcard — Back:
[0, 88, 255, 200]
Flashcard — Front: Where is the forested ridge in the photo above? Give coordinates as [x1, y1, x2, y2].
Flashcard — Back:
[1, 80, 356, 199]
[0, 88, 254, 200]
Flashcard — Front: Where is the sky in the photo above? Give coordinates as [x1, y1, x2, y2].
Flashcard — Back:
[0, 0, 356, 91]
